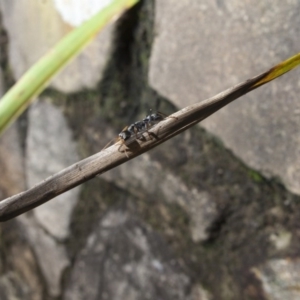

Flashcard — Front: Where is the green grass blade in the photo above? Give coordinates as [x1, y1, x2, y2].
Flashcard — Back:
[0, 0, 139, 135]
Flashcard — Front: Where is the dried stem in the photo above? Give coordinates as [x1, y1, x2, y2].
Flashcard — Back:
[0, 63, 295, 221]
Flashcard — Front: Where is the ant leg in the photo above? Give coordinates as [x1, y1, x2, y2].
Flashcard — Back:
[124, 148, 129, 158]
[134, 127, 139, 139]
[102, 138, 115, 151]
[118, 140, 130, 158]
[148, 132, 158, 140]
[143, 128, 159, 141]
[157, 111, 178, 120]
[142, 122, 155, 140]
[156, 111, 167, 118]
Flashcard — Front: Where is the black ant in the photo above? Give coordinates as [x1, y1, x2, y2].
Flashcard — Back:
[122, 112, 164, 139]
[103, 111, 176, 158]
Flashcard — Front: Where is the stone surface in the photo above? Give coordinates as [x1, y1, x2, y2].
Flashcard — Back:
[64, 208, 196, 300]
[19, 216, 70, 297]
[149, 0, 300, 195]
[0, 272, 30, 300]
[269, 227, 292, 251]
[9, 236, 44, 300]
[0, 0, 114, 93]
[103, 153, 217, 242]
[0, 125, 25, 198]
[0, 68, 25, 199]
[0, 63, 42, 300]
[252, 258, 300, 300]
[26, 100, 80, 239]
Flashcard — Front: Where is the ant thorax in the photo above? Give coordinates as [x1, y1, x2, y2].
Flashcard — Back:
[127, 121, 145, 134]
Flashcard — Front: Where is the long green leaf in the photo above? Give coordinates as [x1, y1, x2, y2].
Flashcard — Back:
[0, 0, 139, 135]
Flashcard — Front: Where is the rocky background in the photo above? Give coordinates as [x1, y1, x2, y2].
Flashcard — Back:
[0, 0, 300, 299]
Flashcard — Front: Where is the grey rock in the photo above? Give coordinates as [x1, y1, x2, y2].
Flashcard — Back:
[0, 68, 25, 199]
[64, 208, 194, 300]
[8, 232, 44, 300]
[0, 0, 114, 93]
[269, 226, 292, 251]
[26, 100, 80, 240]
[19, 216, 70, 297]
[149, 0, 300, 194]
[0, 125, 25, 198]
[252, 258, 300, 300]
[187, 191, 216, 242]
[0, 272, 30, 300]
[190, 285, 212, 300]
[103, 153, 217, 242]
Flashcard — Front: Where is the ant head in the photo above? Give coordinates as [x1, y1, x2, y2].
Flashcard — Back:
[119, 131, 130, 140]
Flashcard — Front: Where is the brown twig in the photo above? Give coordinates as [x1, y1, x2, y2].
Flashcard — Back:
[0, 66, 292, 221]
